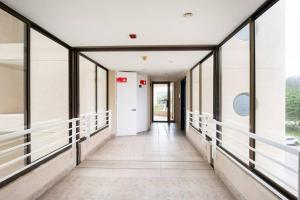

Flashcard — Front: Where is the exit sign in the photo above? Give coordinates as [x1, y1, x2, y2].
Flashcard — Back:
[116, 77, 127, 83]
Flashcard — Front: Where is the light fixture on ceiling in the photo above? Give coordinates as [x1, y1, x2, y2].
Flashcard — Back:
[183, 12, 193, 18]
[142, 56, 148, 61]
[169, 60, 174, 63]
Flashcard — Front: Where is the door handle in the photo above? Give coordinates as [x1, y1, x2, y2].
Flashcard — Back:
[131, 109, 137, 111]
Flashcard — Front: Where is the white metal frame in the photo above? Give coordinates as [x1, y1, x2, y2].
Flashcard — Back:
[188, 111, 300, 199]
[0, 110, 112, 184]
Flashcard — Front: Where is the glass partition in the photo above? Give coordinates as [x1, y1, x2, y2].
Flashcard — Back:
[255, 0, 299, 194]
[221, 24, 250, 163]
[79, 56, 96, 134]
[201, 55, 214, 137]
[170, 82, 175, 121]
[192, 65, 200, 129]
[97, 66, 107, 127]
[30, 29, 69, 161]
[0, 8, 25, 179]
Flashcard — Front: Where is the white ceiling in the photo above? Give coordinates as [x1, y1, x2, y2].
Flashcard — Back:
[84, 51, 210, 81]
[2, 0, 266, 46]
[2, 0, 266, 80]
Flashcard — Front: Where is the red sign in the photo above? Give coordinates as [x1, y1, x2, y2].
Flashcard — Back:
[116, 77, 127, 83]
[140, 80, 146, 85]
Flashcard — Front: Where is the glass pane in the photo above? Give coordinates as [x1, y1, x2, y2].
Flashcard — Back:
[30, 29, 69, 161]
[0, 9, 25, 179]
[97, 67, 107, 127]
[201, 55, 214, 137]
[256, 0, 299, 194]
[153, 84, 168, 121]
[192, 65, 200, 129]
[221, 24, 250, 164]
[79, 56, 96, 134]
[170, 82, 175, 121]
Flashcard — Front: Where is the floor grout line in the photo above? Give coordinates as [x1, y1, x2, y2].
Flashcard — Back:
[76, 166, 213, 170]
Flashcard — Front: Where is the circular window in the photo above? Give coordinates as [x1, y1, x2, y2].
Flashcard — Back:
[233, 93, 250, 116]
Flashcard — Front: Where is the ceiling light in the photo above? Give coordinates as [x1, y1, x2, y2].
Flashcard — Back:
[142, 56, 148, 61]
[169, 60, 174, 63]
[183, 12, 193, 18]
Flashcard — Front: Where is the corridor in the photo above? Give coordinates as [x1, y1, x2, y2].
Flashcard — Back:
[39, 123, 235, 200]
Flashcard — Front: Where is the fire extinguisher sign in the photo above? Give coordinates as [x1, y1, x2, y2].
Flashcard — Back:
[140, 80, 146, 85]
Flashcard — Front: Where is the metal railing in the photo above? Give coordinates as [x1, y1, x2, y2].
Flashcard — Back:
[0, 110, 111, 185]
[188, 111, 300, 199]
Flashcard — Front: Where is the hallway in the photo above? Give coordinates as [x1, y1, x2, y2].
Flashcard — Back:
[39, 123, 235, 200]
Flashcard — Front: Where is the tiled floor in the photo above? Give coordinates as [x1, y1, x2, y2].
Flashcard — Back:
[39, 123, 235, 200]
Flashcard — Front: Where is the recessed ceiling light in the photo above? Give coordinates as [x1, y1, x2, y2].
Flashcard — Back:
[142, 56, 148, 61]
[183, 12, 193, 18]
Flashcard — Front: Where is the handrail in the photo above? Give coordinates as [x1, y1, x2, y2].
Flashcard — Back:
[0, 110, 112, 185]
[187, 111, 299, 198]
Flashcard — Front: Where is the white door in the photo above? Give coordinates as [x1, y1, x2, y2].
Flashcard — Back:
[116, 72, 137, 136]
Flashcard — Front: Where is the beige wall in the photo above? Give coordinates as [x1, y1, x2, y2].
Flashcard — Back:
[0, 149, 75, 200]
[108, 70, 117, 135]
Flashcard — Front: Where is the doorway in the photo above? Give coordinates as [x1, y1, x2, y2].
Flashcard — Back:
[180, 78, 186, 131]
[152, 82, 175, 122]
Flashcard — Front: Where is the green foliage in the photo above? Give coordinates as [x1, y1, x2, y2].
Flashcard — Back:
[286, 76, 300, 126]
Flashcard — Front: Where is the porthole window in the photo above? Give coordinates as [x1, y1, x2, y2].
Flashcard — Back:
[233, 93, 250, 116]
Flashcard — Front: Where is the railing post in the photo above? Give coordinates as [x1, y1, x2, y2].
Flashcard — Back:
[108, 111, 112, 128]
[203, 115, 207, 138]
[71, 119, 77, 166]
[211, 118, 217, 160]
[85, 115, 91, 139]
[187, 111, 190, 130]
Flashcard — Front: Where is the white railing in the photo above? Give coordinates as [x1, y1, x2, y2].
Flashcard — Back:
[0, 110, 111, 184]
[188, 111, 300, 199]
[80, 110, 112, 138]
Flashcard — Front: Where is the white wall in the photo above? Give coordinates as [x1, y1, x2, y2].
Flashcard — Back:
[137, 74, 148, 132]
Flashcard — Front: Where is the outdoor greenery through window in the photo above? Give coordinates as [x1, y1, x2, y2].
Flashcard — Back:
[255, 0, 300, 194]
[153, 83, 168, 121]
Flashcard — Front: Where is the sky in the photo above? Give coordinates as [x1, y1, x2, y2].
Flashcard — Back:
[285, 0, 300, 78]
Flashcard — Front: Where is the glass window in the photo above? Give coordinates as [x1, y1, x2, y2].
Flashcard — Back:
[97, 66, 107, 127]
[192, 65, 200, 129]
[153, 84, 168, 122]
[0, 9, 25, 179]
[30, 29, 69, 161]
[221, 25, 250, 163]
[170, 82, 175, 121]
[255, 0, 299, 194]
[201, 55, 214, 137]
[79, 56, 96, 133]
